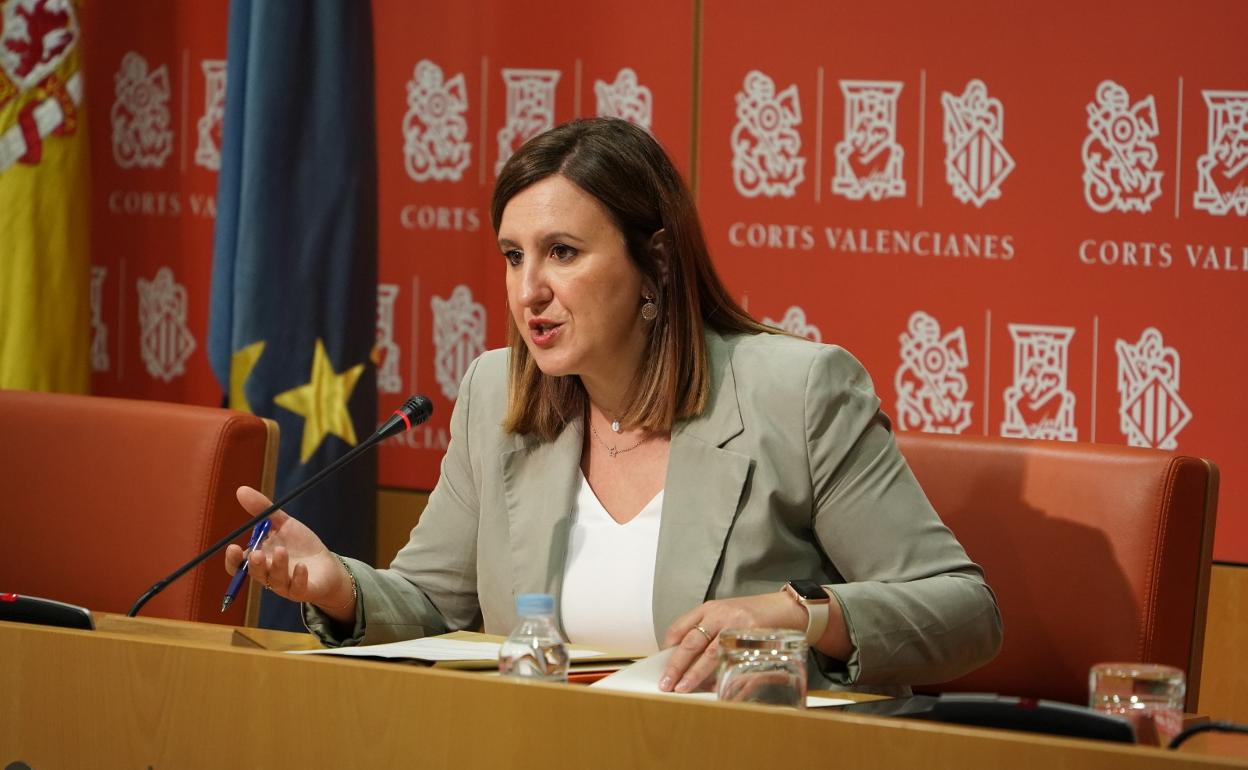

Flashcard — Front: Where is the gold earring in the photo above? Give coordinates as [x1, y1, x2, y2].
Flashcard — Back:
[641, 294, 658, 321]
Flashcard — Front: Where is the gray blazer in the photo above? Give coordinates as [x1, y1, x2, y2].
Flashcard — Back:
[307, 330, 1002, 690]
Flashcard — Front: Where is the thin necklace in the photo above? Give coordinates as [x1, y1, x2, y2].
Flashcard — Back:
[590, 422, 648, 458]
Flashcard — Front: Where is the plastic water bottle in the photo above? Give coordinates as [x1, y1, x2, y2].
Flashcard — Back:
[498, 593, 570, 682]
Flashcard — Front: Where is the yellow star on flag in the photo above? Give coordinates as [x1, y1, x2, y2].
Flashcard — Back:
[273, 338, 365, 463]
[228, 340, 266, 413]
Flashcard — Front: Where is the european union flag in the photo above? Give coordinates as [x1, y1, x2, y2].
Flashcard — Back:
[208, 0, 378, 631]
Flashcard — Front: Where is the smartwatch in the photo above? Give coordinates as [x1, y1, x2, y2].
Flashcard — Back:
[783, 579, 831, 645]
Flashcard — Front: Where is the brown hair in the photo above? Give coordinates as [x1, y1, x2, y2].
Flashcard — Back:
[492, 118, 772, 440]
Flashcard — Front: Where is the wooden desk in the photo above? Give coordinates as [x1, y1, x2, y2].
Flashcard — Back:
[1, 617, 1243, 769]
[91, 611, 323, 652]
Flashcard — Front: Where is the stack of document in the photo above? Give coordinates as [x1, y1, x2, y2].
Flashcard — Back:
[290, 630, 635, 674]
[591, 648, 853, 708]
[293, 633, 851, 706]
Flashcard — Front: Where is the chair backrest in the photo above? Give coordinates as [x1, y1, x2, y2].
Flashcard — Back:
[0, 390, 278, 625]
[896, 433, 1217, 712]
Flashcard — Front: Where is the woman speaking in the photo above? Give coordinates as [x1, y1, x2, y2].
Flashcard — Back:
[226, 117, 1002, 695]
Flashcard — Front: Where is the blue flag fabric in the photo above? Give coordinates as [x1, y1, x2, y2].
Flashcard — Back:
[209, 0, 378, 630]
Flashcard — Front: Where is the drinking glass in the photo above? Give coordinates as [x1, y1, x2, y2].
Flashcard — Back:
[716, 628, 807, 708]
[1089, 662, 1186, 746]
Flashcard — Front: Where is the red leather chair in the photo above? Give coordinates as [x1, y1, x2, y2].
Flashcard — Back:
[0, 390, 277, 626]
[897, 433, 1217, 712]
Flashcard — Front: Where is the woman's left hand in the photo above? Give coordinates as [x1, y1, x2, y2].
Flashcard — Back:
[659, 592, 807, 692]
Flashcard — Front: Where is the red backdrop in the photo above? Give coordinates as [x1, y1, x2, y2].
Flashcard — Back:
[697, 0, 1247, 563]
[80, 0, 1247, 564]
[368, 0, 695, 488]
[85, 1, 225, 405]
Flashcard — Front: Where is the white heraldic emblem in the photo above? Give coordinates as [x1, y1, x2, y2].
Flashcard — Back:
[761, 306, 821, 342]
[942, 80, 1014, 208]
[595, 67, 652, 131]
[731, 70, 805, 198]
[90, 265, 108, 372]
[375, 283, 401, 394]
[431, 285, 485, 401]
[403, 59, 471, 182]
[1001, 324, 1077, 441]
[833, 80, 905, 201]
[1115, 328, 1191, 449]
[194, 59, 226, 171]
[496, 68, 560, 176]
[1081, 80, 1163, 213]
[895, 311, 972, 434]
[111, 51, 173, 169]
[137, 267, 196, 383]
[1193, 90, 1248, 217]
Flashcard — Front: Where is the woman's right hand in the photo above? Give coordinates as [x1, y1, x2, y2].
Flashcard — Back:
[224, 486, 357, 621]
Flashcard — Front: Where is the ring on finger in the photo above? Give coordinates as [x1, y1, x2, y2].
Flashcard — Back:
[694, 624, 714, 643]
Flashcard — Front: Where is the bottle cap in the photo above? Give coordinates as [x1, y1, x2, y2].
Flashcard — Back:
[516, 592, 555, 617]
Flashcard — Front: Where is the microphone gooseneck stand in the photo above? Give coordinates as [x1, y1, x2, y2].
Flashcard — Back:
[127, 395, 431, 617]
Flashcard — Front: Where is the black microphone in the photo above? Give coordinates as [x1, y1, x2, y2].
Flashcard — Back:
[374, 394, 433, 441]
[127, 394, 434, 617]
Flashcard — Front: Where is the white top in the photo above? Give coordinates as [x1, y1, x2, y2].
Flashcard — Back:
[559, 471, 663, 654]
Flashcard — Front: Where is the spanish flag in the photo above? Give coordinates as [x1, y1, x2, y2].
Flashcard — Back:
[0, 0, 90, 393]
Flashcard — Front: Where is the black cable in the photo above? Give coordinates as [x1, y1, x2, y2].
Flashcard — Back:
[1169, 720, 1248, 749]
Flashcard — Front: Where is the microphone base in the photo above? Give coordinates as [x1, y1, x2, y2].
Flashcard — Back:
[0, 594, 94, 630]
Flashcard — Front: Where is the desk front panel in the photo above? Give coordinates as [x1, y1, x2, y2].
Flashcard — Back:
[0, 621, 1240, 769]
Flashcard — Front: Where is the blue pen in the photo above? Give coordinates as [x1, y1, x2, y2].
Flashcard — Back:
[220, 519, 271, 612]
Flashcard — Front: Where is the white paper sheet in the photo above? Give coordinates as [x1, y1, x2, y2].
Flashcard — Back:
[291, 637, 603, 662]
[589, 647, 853, 708]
